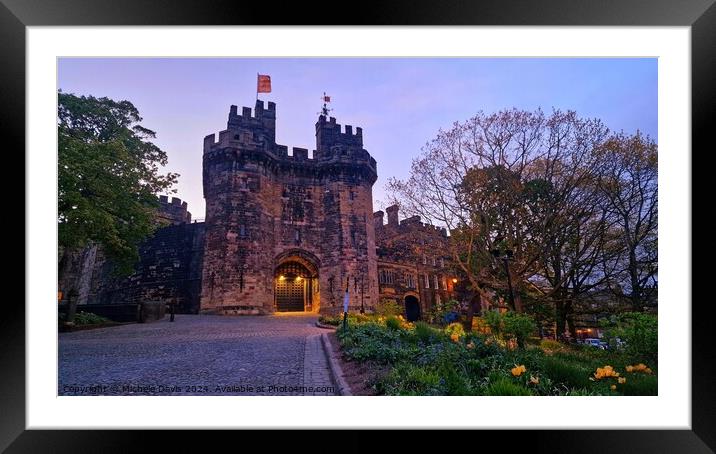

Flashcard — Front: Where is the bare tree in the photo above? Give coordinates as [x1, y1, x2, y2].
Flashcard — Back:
[595, 132, 658, 312]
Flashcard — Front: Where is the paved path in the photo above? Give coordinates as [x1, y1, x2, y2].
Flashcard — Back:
[58, 314, 337, 396]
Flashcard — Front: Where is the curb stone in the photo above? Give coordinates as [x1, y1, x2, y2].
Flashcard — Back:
[320, 333, 352, 396]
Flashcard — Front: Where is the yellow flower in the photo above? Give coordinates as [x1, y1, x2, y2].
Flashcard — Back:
[610, 384, 616, 391]
[450, 333, 460, 343]
[618, 377, 626, 384]
[644, 368, 652, 374]
[511, 365, 526, 377]
[529, 375, 540, 385]
[626, 365, 634, 373]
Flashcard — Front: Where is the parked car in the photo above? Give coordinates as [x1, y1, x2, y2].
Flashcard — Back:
[583, 338, 607, 349]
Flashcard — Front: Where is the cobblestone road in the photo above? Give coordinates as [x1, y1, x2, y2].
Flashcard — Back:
[58, 314, 337, 396]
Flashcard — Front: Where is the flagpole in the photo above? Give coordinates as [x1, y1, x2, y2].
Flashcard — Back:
[256, 72, 259, 101]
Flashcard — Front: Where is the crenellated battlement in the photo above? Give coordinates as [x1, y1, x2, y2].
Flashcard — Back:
[158, 195, 192, 225]
[225, 99, 277, 145]
[376, 205, 448, 237]
[314, 115, 363, 158]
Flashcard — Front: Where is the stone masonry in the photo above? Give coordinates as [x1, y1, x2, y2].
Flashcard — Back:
[200, 100, 379, 315]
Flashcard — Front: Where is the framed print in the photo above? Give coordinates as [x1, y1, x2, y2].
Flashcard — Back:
[4, 0, 713, 451]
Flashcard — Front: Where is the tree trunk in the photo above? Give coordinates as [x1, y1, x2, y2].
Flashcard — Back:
[629, 248, 643, 312]
[555, 302, 567, 341]
[462, 295, 481, 332]
[513, 285, 524, 313]
[566, 314, 577, 340]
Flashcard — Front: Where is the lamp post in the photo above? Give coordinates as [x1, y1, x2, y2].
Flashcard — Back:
[491, 246, 515, 311]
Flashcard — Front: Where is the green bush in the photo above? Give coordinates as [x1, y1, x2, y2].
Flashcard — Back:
[502, 312, 536, 348]
[414, 321, 438, 344]
[484, 310, 503, 337]
[338, 322, 418, 364]
[427, 299, 461, 326]
[71, 311, 111, 326]
[604, 312, 657, 364]
[318, 315, 341, 326]
[539, 339, 564, 352]
[385, 316, 402, 331]
[444, 322, 465, 338]
[484, 378, 532, 396]
[376, 298, 403, 317]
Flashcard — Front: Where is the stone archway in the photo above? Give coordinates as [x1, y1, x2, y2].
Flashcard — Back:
[273, 250, 320, 313]
[405, 294, 421, 322]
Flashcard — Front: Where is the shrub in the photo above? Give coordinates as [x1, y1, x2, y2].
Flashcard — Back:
[414, 321, 437, 344]
[472, 316, 491, 334]
[502, 312, 536, 348]
[428, 299, 461, 326]
[603, 312, 657, 364]
[484, 378, 532, 396]
[318, 315, 341, 326]
[444, 322, 465, 338]
[484, 310, 503, 337]
[72, 311, 111, 326]
[539, 339, 565, 353]
[338, 322, 418, 364]
[376, 298, 403, 317]
[385, 316, 402, 331]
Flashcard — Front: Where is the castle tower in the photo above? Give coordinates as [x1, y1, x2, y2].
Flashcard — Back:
[200, 100, 378, 315]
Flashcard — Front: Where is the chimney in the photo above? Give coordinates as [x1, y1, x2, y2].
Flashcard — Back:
[386, 204, 399, 227]
[373, 211, 384, 230]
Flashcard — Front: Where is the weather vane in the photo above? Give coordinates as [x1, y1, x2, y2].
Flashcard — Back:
[319, 92, 332, 117]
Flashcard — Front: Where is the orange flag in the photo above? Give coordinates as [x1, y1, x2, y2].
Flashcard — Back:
[257, 74, 272, 93]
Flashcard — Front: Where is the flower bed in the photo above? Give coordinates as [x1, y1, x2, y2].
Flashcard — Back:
[335, 315, 657, 396]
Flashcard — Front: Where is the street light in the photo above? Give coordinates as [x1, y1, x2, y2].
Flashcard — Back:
[491, 246, 515, 311]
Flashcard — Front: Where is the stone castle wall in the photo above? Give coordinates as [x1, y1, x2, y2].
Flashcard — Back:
[374, 205, 457, 316]
[59, 200, 205, 314]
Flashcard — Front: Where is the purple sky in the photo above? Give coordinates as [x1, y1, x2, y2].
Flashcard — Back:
[58, 58, 657, 219]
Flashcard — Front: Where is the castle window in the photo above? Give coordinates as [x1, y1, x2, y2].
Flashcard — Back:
[294, 229, 301, 245]
[424, 274, 430, 289]
[434, 275, 439, 290]
[441, 276, 447, 290]
[351, 231, 357, 246]
[349, 190, 355, 201]
[432, 257, 437, 266]
[405, 274, 415, 289]
[239, 224, 246, 238]
[422, 255, 427, 265]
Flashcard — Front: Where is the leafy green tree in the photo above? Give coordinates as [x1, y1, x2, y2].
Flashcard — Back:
[58, 92, 178, 313]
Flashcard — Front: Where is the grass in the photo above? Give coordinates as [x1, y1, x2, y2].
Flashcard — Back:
[334, 313, 657, 396]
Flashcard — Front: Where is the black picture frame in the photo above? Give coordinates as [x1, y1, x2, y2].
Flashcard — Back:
[4, 0, 712, 451]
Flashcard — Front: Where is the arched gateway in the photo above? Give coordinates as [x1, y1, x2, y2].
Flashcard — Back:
[405, 294, 421, 321]
[274, 250, 320, 312]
